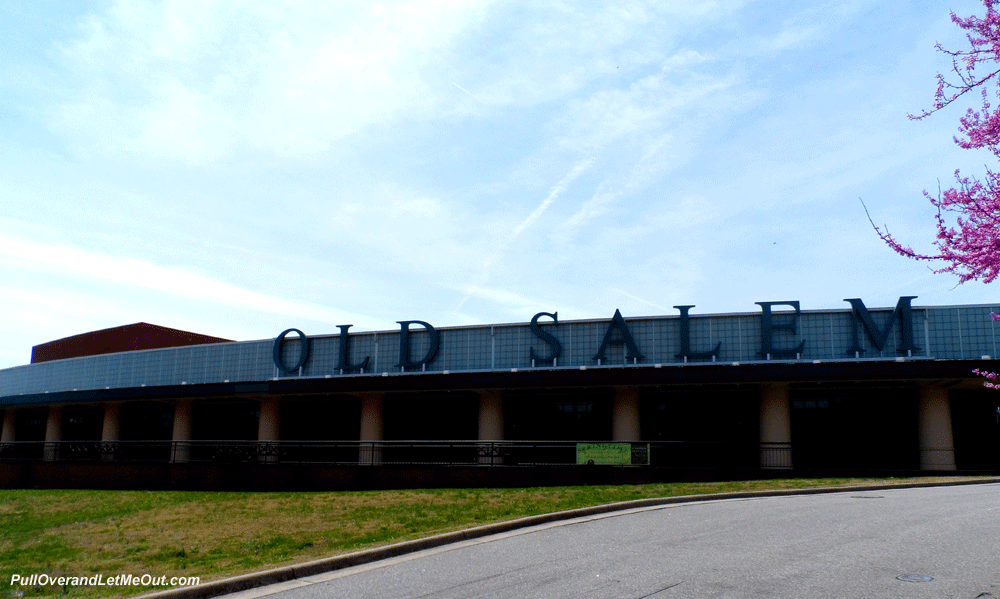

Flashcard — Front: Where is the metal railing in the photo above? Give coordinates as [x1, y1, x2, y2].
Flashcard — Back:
[0, 440, 762, 468]
[759, 442, 793, 469]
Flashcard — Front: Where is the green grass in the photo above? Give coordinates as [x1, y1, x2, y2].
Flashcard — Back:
[0, 477, 982, 598]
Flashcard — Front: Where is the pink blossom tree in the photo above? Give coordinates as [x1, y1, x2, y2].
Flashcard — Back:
[870, 1, 1000, 387]
[871, 0, 1000, 285]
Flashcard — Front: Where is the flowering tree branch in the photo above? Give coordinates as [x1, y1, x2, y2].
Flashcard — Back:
[875, 1, 1000, 387]
[972, 314, 1000, 387]
[874, 0, 1000, 285]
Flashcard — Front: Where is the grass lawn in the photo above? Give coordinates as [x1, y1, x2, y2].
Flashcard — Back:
[0, 477, 984, 598]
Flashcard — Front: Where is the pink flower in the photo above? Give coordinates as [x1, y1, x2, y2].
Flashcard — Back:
[873, 1, 1000, 285]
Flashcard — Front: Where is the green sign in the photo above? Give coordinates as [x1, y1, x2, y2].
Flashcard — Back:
[630, 442, 649, 465]
[576, 443, 650, 465]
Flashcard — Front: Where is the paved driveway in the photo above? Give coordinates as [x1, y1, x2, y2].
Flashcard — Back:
[229, 483, 1000, 599]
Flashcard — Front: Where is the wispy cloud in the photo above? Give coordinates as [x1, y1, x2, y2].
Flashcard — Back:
[452, 82, 482, 102]
[457, 159, 594, 311]
[0, 235, 364, 324]
[510, 158, 594, 240]
[611, 288, 672, 313]
[52, 0, 497, 162]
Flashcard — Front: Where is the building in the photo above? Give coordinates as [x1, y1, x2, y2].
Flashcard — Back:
[1, 298, 998, 490]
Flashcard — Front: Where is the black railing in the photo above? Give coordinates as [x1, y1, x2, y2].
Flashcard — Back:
[0, 440, 766, 468]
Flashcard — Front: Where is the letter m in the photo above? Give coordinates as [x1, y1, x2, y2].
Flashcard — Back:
[844, 296, 920, 354]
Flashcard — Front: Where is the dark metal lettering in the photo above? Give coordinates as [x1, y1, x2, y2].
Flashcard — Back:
[396, 320, 440, 368]
[529, 312, 562, 364]
[337, 325, 370, 371]
[844, 296, 920, 354]
[272, 328, 310, 374]
[756, 301, 805, 357]
[593, 309, 644, 361]
[674, 305, 721, 360]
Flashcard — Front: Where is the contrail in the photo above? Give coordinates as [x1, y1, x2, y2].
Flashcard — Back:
[455, 159, 593, 312]
[452, 82, 480, 101]
[511, 158, 594, 239]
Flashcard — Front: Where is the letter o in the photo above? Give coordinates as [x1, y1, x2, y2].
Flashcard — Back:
[272, 328, 310, 374]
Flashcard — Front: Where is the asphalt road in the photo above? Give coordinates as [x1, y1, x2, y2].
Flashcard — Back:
[227, 483, 1000, 599]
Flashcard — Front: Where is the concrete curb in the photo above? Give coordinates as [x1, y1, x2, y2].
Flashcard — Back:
[138, 477, 1000, 599]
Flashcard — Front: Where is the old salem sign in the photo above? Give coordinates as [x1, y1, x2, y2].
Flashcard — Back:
[271, 297, 922, 375]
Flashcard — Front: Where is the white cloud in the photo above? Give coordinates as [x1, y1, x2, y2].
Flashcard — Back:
[47, 0, 751, 164]
[0, 234, 367, 325]
[53, 0, 497, 162]
[324, 184, 481, 277]
[610, 288, 672, 313]
[454, 284, 551, 314]
[553, 63, 739, 154]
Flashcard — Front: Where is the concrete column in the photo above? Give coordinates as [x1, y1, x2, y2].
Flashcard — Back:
[43, 405, 62, 461]
[1, 408, 14, 443]
[918, 385, 957, 471]
[101, 403, 121, 462]
[759, 384, 793, 469]
[257, 398, 280, 441]
[257, 397, 280, 464]
[477, 391, 504, 440]
[171, 399, 193, 463]
[101, 403, 120, 441]
[612, 386, 641, 441]
[477, 390, 504, 465]
[359, 393, 384, 465]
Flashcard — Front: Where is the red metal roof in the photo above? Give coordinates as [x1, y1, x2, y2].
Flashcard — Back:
[31, 323, 233, 363]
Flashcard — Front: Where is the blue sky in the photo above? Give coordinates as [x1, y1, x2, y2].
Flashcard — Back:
[1, 0, 997, 368]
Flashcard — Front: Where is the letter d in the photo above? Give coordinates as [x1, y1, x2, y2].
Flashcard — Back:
[395, 320, 439, 368]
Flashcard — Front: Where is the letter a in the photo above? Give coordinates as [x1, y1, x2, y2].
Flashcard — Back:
[593, 309, 644, 361]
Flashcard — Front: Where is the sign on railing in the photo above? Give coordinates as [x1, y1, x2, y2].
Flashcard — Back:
[576, 442, 650, 465]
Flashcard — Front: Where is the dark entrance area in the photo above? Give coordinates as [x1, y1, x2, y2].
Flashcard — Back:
[58, 406, 105, 461]
[15, 408, 47, 442]
[7, 408, 47, 460]
[279, 395, 361, 463]
[191, 399, 260, 441]
[382, 391, 479, 463]
[120, 403, 174, 441]
[281, 395, 361, 440]
[383, 391, 478, 440]
[950, 389, 1000, 470]
[63, 406, 103, 441]
[505, 387, 613, 441]
[119, 402, 174, 461]
[790, 384, 919, 471]
[503, 387, 613, 465]
[189, 399, 261, 463]
[640, 385, 759, 469]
